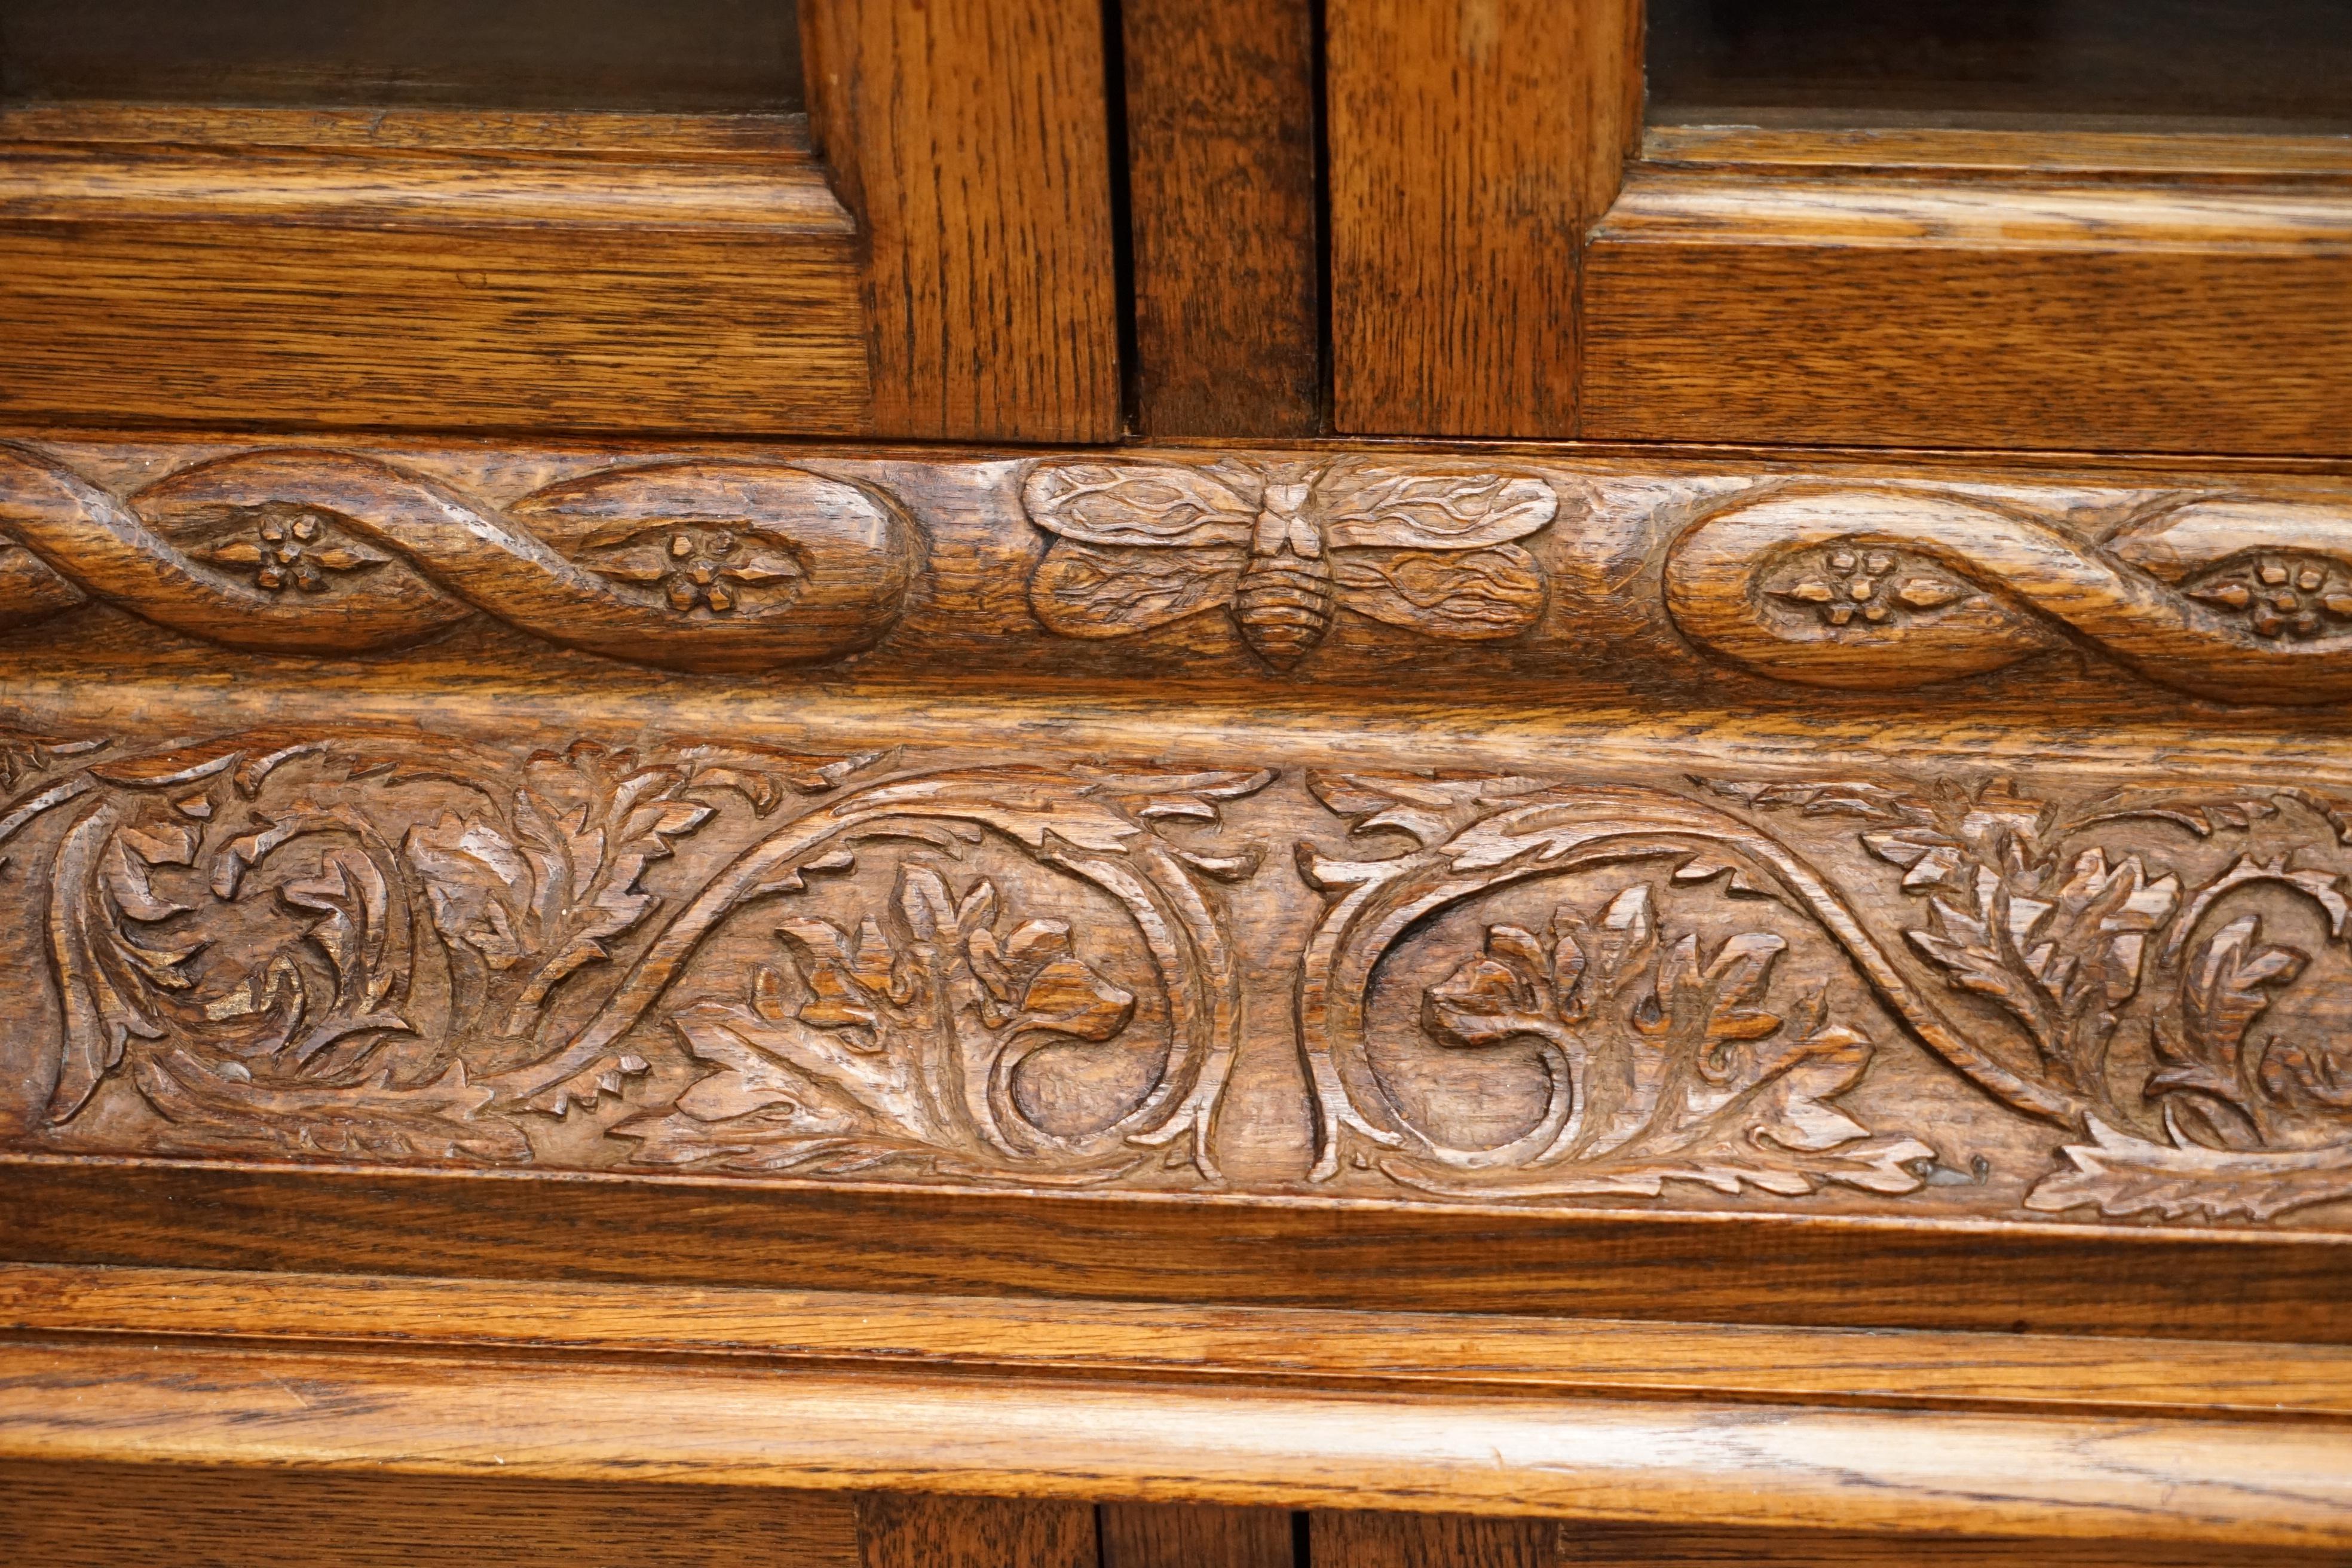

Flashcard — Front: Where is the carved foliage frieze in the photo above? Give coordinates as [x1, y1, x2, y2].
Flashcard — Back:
[1297, 770, 2352, 1221]
[1, 727, 1260, 1187]
[14, 720, 2352, 1227]
[14, 439, 2352, 707]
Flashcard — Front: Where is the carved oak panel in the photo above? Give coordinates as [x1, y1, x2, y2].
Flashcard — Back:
[8, 716, 2352, 1231]
[8, 437, 2352, 709]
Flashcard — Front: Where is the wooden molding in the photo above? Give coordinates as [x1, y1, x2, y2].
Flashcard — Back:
[0, 134, 873, 436]
[1582, 169, 2352, 454]
[5, 1264, 2352, 1548]
[11, 437, 2352, 703]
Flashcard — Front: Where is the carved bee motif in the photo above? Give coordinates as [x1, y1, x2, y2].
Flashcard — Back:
[1023, 459, 1558, 669]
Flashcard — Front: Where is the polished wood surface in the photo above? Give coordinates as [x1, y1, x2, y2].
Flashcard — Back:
[1325, 0, 1638, 436]
[8, 7, 2352, 1560]
[1314, 1514, 1559, 1568]
[1120, 0, 1322, 437]
[1102, 1503, 1296, 1568]
[805, 0, 1121, 442]
[0, 130, 872, 435]
[11, 1159, 2352, 1339]
[1582, 169, 2352, 454]
[7, 1266, 2352, 1547]
[0, 1461, 861, 1568]
[858, 1494, 1096, 1568]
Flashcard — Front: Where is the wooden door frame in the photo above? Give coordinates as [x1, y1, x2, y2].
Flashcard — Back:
[0, 0, 1122, 442]
[1323, 0, 2352, 454]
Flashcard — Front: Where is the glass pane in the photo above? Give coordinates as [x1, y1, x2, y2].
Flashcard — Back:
[0, 0, 802, 114]
[1647, 0, 2352, 131]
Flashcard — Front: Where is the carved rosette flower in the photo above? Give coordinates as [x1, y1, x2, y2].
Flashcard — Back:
[1770, 543, 1968, 630]
[194, 504, 388, 595]
[2185, 555, 2352, 641]
[583, 524, 804, 615]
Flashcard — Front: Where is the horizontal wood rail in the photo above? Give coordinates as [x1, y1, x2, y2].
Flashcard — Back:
[5, 1264, 2352, 1548]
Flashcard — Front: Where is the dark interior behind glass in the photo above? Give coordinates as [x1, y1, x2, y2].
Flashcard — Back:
[1648, 0, 2352, 131]
[0, 0, 803, 114]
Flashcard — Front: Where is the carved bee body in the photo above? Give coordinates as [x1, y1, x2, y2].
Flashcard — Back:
[1023, 460, 1558, 669]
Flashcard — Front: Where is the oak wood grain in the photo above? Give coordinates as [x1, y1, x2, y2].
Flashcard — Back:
[858, 1493, 1097, 1568]
[1120, 0, 1322, 436]
[804, 0, 1121, 441]
[0, 142, 872, 435]
[6, 1337, 2351, 1546]
[1555, 1521, 2337, 1565]
[9, 1160, 2352, 1341]
[1101, 1503, 1297, 1568]
[0, 1460, 860, 1568]
[1325, 0, 1639, 437]
[17, 1262, 2352, 1420]
[1313, 1513, 1558, 1568]
[1582, 172, 2352, 455]
[1642, 124, 2352, 183]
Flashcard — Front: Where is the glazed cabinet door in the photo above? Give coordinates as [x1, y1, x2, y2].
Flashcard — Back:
[0, 0, 1120, 440]
[1322, 0, 2352, 451]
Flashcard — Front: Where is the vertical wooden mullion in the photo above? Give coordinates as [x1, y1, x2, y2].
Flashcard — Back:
[856, 1492, 1098, 1568]
[1119, 0, 1325, 436]
[803, 0, 1123, 442]
[1324, 0, 1642, 438]
[1101, 1502, 1300, 1568]
[1310, 1511, 1561, 1568]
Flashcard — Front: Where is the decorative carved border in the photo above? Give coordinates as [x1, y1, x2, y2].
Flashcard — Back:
[10, 437, 2352, 705]
[0, 445, 915, 671]
[11, 718, 2352, 1230]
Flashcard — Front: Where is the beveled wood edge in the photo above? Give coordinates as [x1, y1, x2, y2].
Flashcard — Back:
[0, 102, 817, 158]
[1641, 123, 2352, 183]
[0, 137, 854, 232]
[9, 1156, 2352, 1343]
[10, 1261, 2352, 1420]
[1594, 167, 2352, 247]
[2, 1333, 2348, 1546]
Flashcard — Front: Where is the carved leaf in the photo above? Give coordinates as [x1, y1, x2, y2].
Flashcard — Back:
[1405, 883, 1931, 1200]
[133, 1048, 530, 1165]
[2028, 1117, 2352, 1222]
[2148, 914, 2305, 1135]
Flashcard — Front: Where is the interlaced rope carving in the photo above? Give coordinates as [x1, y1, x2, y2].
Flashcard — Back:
[1665, 488, 2352, 705]
[0, 445, 915, 672]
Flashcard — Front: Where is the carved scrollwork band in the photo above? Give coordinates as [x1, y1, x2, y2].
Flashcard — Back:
[13, 439, 2352, 704]
[0, 446, 915, 671]
[1665, 488, 2352, 703]
[14, 720, 2352, 1227]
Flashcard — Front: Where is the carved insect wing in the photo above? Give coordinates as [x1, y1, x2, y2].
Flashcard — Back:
[1313, 465, 1558, 552]
[1311, 465, 1557, 642]
[1024, 462, 1256, 639]
[1023, 461, 1259, 549]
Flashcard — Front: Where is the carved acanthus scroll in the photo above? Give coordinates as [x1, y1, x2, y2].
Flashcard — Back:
[0, 446, 915, 671]
[1294, 767, 2352, 1221]
[1665, 489, 2352, 703]
[1, 728, 1260, 1185]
